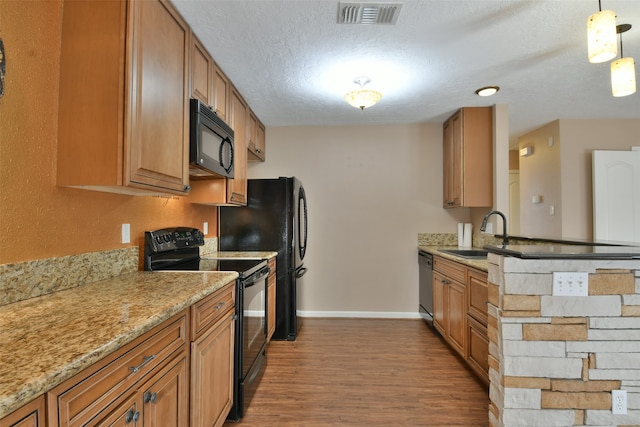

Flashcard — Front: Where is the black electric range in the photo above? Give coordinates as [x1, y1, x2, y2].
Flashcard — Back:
[143, 227, 269, 421]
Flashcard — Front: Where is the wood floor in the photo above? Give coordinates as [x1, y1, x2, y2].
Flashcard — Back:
[225, 318, 489, 427]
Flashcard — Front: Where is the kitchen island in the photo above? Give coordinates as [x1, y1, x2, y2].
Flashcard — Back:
[484, 244, 640, 427]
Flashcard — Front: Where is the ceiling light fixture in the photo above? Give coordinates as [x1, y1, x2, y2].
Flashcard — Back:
[611, 24, 636, 97]
[344, 77, 382, 110]
[475, 86, 500, 97]
[587, 0, 617, 63]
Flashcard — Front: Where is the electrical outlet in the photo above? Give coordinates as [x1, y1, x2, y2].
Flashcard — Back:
[612, 389, 627, 414]
[203, 222, 209, 235]
[552, 272, 588, 296]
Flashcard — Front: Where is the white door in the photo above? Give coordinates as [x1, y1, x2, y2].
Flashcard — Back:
[509, 171, 520, 235]
[592, 149, 640, 243]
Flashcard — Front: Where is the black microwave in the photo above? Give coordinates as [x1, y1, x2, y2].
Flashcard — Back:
[189, 98, 234, 179]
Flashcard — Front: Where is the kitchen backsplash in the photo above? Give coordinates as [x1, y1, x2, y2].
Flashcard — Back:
[0, 247, 138, 306]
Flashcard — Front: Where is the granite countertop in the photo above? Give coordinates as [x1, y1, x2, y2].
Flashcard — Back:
[211, 251, 278, 259]
[485, 244, 640, 259]
[418, 246, 489, 272]
[0, 270, 238, 419]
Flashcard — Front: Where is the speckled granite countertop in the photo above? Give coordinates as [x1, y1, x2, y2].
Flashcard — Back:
[211, 251, 278, 259]
[0, 270, 238, 419]
[418, 246, 489, 272]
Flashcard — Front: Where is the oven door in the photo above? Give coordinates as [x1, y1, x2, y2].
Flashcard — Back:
[242, 266, 268, 378]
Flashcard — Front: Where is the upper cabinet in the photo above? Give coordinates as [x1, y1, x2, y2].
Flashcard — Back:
[190, 33, 213, 106]
[247, 112, 266, 162]
[212, 64, 230, 124]
[57, 0, 190, 196]
[443, 107, 493, 208]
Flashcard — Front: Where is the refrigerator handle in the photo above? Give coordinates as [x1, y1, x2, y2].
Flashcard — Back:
[295, 266, 308, 279]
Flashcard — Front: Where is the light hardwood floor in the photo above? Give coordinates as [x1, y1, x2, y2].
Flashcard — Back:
[226, 318, 489, 426]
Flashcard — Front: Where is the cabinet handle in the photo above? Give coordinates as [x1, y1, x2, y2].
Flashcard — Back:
[125, 410, 140, 423]
[144, 391, 158, 404]
[128, 354, 155, 374]
[214, 301, 226, 311]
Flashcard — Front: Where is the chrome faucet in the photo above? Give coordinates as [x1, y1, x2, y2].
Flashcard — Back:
[480, 210, 509, 246]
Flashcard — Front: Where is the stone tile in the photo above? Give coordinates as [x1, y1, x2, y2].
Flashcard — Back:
[589, 271, 635, 295]
[568, 341, 640, 353]
[523, 324, 588, 341]
[503, 295, 541, 311]
[585, 408, 640, 425]
[503, 340, 566, 357]
[501, 323, 523, 340]
[541, 295, 621, 317]
[589, 329, 640, 340]
[503, 356, 583, 378]
[590, 317, 640, 329]
[595, 353, 640, 369]
[589, 369, 640, 381]
[504, 376, 551, 390]
[551, 379, 620, 392]
[504, 273, 552, 295]
[541, 391, 610, 409]
[502, 408, 575, 426]
[504, 387, 541, 409]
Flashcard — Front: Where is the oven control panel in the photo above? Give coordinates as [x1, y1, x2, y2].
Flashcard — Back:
[145, 227, 205, 254]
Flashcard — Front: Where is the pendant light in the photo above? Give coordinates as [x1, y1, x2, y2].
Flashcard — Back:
[611, 24, 636, 97]
[344, 77, 382, 110]
[587, 0, 617, 63]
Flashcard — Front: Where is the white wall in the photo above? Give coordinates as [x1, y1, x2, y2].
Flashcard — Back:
[247, 123, 469, 317]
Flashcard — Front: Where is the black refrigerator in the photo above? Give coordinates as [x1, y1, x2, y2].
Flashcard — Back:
[219, 177, 308, 341]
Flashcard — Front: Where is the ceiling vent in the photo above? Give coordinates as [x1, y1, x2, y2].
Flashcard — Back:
[337, 2, 402, 25]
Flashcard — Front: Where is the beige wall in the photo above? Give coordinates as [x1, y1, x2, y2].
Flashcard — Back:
[0, 1, 218, 264]
[559, 119, 640, 239]
[518, 121, 562, 237]
[517, 118, 640, 240]
[248, 124, 469, 315]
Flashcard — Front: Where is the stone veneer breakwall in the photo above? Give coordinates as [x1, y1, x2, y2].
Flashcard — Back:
[487, 253, 640, 427]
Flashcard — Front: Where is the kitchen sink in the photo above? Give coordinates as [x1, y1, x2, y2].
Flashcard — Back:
[439, 249, 488, 259]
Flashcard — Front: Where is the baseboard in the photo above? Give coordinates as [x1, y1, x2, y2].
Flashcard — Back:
[297, 310, 422, 319]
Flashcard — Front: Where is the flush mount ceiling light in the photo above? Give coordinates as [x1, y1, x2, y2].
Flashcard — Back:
[475, 86, 500, 97]
[344, 77, 382, 110]
[611, 24, 636, 97]
[587, 0, 617, 63]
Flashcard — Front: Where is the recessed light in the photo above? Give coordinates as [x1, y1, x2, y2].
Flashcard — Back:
[475, 86, 500, 97]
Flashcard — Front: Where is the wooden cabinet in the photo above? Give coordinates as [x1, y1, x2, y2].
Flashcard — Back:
[442, 107, 493, 208]
[57, 0, 190, 196]
[432, 256, 489, 385]
[466, 268, 489, 385]
[433, 264, 466, 358]
[267, 257, 277, 342]
[212, 64, 230, 124]
[46, 311, 189, 427]
[248, 112, 266, 162]
[0, 396, 45, 427]
[190, 33, 213, 105]
[190, 283, 235, 427]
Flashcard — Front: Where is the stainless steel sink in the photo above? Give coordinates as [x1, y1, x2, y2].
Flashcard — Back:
[439, 249, 488, 259]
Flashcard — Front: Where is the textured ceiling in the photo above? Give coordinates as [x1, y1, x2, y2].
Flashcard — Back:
[172, 0, 640, 139]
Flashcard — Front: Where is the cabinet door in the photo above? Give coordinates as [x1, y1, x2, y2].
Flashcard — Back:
[432, 271, 447, 336]
[247, 112, 265, 161]
[190, 33, 213, 105]
[447, 280, 466, 358]
[140, 354, 189, 427]
[213, 64, 230, 124]
[467, 316, 489, 386]
[443, 112, 462, 208]
[191, 310, 235, 427]
[127, 0, 190, 193]
[0, 396, 45, 427]
[227, 87, 248, 205]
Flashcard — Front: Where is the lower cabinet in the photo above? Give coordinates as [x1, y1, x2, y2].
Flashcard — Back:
[190, 285, 235, 427]
[0, 396, 45, 427]
[433, 255, 489, 385]
[45, 280, 236, 427]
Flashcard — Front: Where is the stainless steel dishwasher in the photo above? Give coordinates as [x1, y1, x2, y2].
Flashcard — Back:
[418, 250, 434, 326]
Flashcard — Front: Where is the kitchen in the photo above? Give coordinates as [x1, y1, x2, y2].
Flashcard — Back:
[2, 1, 640, 427]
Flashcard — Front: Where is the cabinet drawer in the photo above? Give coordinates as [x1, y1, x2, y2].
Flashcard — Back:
[191, 282, 235, 341]
[433, 256, 466, 283]
[467, 269, 488, 325]
[48, 311, 188, 427]
[267, 257, 276, 273]
[0, 395, 45, 427]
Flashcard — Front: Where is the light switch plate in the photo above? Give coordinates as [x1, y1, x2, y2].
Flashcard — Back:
[121, 224, 130, 244]
[552, 272, 588, 296]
